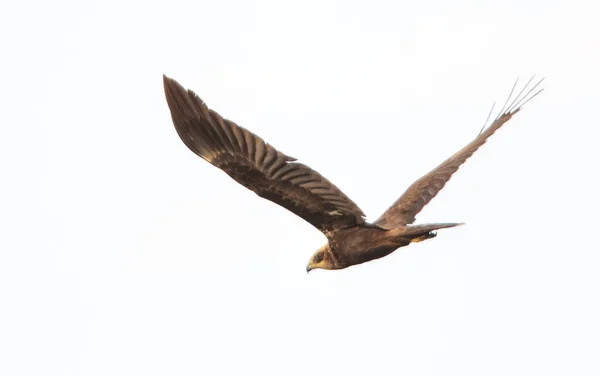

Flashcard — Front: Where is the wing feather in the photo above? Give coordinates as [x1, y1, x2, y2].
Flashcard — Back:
[164, 75, 366, 233]
[375, 78, 543, 229]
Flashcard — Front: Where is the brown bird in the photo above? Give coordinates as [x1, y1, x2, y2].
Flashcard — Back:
[163, 75, 542, 272]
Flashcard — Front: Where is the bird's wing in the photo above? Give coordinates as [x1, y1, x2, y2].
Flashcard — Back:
[375, 77, 543, 229]
[164, 76, 366, 233]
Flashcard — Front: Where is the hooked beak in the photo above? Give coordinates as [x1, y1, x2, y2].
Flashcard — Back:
[306, 264, 313, 273]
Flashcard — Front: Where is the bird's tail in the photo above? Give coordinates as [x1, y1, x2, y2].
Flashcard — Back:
[394, 222, 464, 242]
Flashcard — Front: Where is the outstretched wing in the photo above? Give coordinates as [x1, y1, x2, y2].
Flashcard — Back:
[164, 75, 366, 233]
[375, 77, 543, 229]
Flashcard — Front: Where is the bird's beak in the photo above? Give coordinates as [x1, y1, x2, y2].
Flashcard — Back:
[306, 264, 313, 273]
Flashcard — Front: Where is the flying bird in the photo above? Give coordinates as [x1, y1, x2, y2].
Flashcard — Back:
[163, 75, 542, 272]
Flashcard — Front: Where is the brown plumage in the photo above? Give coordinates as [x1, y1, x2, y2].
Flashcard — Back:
[163, 75, 543, 272]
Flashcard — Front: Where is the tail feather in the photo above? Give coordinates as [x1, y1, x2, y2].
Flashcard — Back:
[396, 222, 464, 242]
[385, 222, 463, 243]
[401, 222, 464, 237]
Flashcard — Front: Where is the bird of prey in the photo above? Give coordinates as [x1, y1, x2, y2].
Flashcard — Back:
[163, 75, 542, 272]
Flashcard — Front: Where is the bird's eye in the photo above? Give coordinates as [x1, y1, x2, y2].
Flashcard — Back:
[314, 252, 324, 263]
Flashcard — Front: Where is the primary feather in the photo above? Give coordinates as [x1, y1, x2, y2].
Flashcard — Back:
[163, 75, 366, 233]
[375, 77, 543, 229]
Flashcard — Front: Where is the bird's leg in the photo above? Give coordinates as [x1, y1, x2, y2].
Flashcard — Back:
[410, 231, 437, 243]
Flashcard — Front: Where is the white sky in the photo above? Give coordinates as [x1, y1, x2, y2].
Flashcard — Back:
[2, 0, 599, 374]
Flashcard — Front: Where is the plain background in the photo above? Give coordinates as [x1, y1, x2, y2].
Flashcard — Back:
[1, 0, 599, 375]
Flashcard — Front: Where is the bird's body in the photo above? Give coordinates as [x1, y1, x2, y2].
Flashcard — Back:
[318, 225, 400, 270]
[163, 75, 542, 272]
[308, 223, 462, 271]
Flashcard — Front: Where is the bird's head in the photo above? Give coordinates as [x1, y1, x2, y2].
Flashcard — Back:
[306, 244, 343, 273]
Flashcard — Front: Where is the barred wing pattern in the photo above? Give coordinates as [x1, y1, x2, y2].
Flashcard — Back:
[375, 78, 543, 229]
[164, 76, 366, 233]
